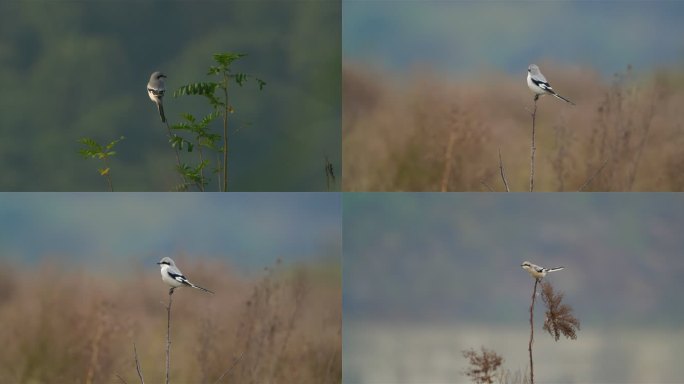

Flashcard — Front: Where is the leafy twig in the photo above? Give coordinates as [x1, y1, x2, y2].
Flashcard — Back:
[174, 53, 266, 191]
[78, 136, 125, 192]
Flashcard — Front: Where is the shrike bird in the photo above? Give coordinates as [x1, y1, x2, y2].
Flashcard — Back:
[157, 257, 214, 294]
[147, 71, 167, 122]
[521, 261, 564, 280]
[527, 64, 575, 105]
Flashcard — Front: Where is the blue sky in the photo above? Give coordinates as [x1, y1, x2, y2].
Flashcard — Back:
[0, 193, 341, 270]
[344, 1, 684, 76]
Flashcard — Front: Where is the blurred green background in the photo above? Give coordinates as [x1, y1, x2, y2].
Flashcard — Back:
[0, 1, 340, 191]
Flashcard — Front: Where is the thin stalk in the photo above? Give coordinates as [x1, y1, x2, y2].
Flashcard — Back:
[529, 278, 539, 384]
[197, 140, 206, 192]
[134, 343, 145, 384]
[498, 148, 510, 192]
[578, 159, 609, 192]
[165, 121, 188, 189]
[103, 157, 113, 192]
[529, 97, 538, 192]
[165, 288, 174, 384]
[212, 351, 245, 384]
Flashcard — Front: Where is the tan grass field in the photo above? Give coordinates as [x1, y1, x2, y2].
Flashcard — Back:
[343, 63, 684, 191]
[0, 258, 341, 383]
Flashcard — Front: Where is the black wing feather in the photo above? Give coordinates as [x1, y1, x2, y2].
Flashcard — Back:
[167, 271, 191, 286]
[531, 78, 556, 94]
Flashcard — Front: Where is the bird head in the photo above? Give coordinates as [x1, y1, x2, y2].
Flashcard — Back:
[157, 257, 174, 267]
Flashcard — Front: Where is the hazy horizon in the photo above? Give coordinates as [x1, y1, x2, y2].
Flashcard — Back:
[0, 193, 341, 270]
[344, 1, 684, 77]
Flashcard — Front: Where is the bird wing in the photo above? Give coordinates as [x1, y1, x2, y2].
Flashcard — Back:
[148, 86, 165, 97]
[530, 77, 556, 94]
[166, 270, 192, 286]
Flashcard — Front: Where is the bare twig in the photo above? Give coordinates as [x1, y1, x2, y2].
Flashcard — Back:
[481, 180, 495, 192]
[441, 131, 457, 192]
[134, 343, 145, 384]
[528, 278, 539, 384]
[212, 351, 246, 384]
[578, 159, 609, 192]
[165, 288, 174, 384]
[498, 148, 510, 192]
[529, 97, 538, 192]
[115, 374, 128, 384]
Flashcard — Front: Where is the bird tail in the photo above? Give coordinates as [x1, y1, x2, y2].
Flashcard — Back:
[158, 102, 166, 122]
[547, 267, 564, 272]
[553, 93, 575, 105]
[190, 283, 214, 294]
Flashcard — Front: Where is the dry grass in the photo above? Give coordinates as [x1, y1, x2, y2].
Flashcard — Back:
[462, 347, 503, 384]
[0, 258, 341, 384]
[343, 63, 684, 191]
[541, 281, 580, 342]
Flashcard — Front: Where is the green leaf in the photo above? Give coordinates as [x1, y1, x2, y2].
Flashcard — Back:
[181, 113, 196, 123]
[213, 52, 246, 67]
[174, 82, 219, 97]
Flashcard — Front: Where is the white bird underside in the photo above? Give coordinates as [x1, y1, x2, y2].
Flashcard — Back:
[521, 261, 564, 279]
[527, 64, 575, 105]
[157, 257, 214, 294]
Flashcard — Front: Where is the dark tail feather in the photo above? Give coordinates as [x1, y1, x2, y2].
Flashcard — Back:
[158, 102, 166, 122]
[191, 283, 214, 294]
[553, 93, 575, 105]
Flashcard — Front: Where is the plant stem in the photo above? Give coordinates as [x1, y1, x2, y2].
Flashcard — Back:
[529, 278, 538, 384]
[578, 159, 609, 192]
[166, 288, 174, 384]
[498, 148, 510, 192]
[212, 351, 245, 384]
[530, 97, 538, 192]
[165, 121, 188, 190]
[103, 157, 113, 192]
[197, 143, 206, 192]
[134, 343, 145, 384]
